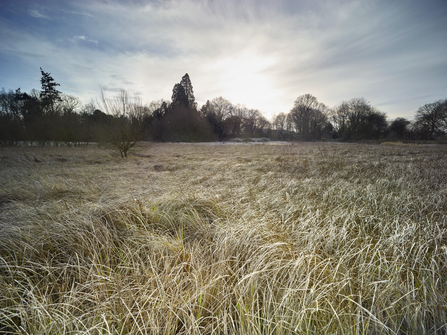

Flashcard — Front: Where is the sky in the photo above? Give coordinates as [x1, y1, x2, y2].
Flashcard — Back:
[0, 0, 446, 120]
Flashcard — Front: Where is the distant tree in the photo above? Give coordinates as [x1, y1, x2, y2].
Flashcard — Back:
[225, 104, 245, 137]
[78, 101, 97, 144]
[362, 109, 387, 139]
[91, 109, 113, 123]
[256, 114, 270, 136]
[145, 99, 167, 118]
[331, 98, 387, 140]
[388, 117, 410, 140]
[243, 108, 260, 135]
[83, 100, 97, 115]
[329, 102, 348, 136]
[209, 97, 233, 121]
[179, 73, 196, 109]
[133, 101, 162, 141]
[273, 113, 287, 132]
[19, 89, 42, 145]
[200, 97, 233, 140]
[413, 99, 447, 139]
[57, 94, 82, 144]
[200, 97, 271, 139]
[171, 83, 189, 108]
[200, 100, 222, 139]
[39, 68, 62, 115]
[148, 100, 171, 141]
[159, 105, 215, 142]
[286, 113, 295, 133]
[272, 113, 289, 140]
[199, 100, 212, 118]
[0, 88, 24, 145]
[289, 94, 328, 140]
[243, 108, 269, 136]
[99, 89, 144, 157]
[153, 101, 170, 120]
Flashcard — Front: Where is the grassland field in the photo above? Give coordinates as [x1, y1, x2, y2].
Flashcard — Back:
[0, 142, 447, 334]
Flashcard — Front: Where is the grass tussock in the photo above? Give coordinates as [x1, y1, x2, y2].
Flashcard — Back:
[1, 142, 447, 334]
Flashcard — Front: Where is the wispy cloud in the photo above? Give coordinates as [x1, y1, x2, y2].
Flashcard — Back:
[28, 4, 51, 19]
[60, 9, 94, 17]
[27, 2, 94, 19]
[71, 35, 98, 45]
[2, 0, 447, 119]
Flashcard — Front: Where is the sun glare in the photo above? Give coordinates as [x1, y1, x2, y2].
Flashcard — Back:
[216, 53, 278, 109]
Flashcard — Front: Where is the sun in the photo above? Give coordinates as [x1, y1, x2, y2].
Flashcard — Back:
[215, 52, 279, 110]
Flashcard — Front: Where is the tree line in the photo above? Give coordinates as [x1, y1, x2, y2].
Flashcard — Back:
[272, 94, 447, 141]
[1, 69, 446, 152]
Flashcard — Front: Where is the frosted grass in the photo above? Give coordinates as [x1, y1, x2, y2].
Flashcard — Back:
[0, 142, 446, 334]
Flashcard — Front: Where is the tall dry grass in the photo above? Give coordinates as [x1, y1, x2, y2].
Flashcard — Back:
[0, 142, 446, 334]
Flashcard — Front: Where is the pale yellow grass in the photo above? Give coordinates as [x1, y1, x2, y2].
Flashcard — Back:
[0, 142, 446, 334]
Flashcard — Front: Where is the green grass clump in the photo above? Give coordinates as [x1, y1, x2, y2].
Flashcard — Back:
[0, 143, 446, 334]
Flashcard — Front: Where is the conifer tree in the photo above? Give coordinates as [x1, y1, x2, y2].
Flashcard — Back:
[180, 73, 196, 108]
[39, 67, 62, 114]
[171, 83, 189, 107]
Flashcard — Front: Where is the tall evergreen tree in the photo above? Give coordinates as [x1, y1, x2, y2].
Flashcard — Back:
[180, 73, 196, 108]
[40, 67, 62, 114]
[171, 83, 189, 107]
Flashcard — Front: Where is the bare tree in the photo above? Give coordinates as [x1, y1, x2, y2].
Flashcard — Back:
[56, 94, 83, 144]
[243, 108, 261, 135]
[272, 112, 289, 139]
[226, 104, 247, 137]
[289, 94, 328, 140]
[256, 114, 270, 136]
[210, 97, 233, 122]
[331, 98, 387, 140]
[99, 88, 144, 157]
[273, 113, 287, 131]
[413, 99, 447, 139]
[0, 88, 24, 145]
[147, 99, 169, 115]
[329, 101, 349, 135]
[199, 97, 233, 139]
[242, 108, 270, 136]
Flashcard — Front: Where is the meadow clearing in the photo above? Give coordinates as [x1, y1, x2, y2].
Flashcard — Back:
[0, 142, 446, 334]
